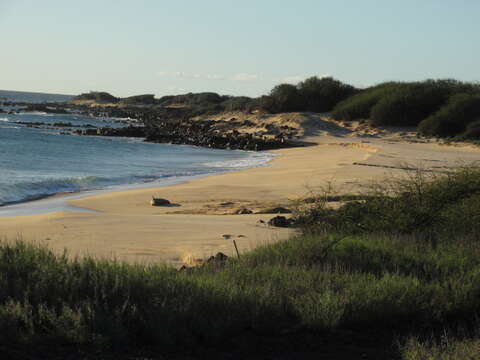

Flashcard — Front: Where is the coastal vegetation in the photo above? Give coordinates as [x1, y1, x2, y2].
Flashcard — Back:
[71, 76, 358, 116]
[74, 91, 119, 104]
[120, 94, 156, 105]
[69, 77, 480, 143]
[331, 79, 480, 139]
[3, 167, 480, 358]
[264, 76, 358, 113]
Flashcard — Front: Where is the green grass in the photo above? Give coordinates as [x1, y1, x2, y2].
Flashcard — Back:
[2, 231, 480, 358]
[402, 336, 480, 360]
[0, 233, 479, 357]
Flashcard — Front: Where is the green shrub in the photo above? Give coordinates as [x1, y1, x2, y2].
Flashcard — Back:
[331, 82, 399, 121]
[221, 96, 253, 111]
[74, 92, 119, 103]
[370, 81, 454, 126]
[294, 166, 480, 236]
[418, 93, 480, 137]
[268, 83, 304, 112]
[332, 79, 480, 128]
[461, 119, 480, 139]
[297, 76, 358, 112]
[121, 94, 156, 105]
[157, 92, 227, 107]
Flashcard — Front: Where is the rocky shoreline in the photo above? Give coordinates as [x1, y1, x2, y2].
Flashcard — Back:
[1, 101, 305, 151]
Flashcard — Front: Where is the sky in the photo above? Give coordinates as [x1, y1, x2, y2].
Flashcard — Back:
[0, 0, 479, 97]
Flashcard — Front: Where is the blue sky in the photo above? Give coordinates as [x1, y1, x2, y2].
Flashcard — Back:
[1, 0, 478, 97]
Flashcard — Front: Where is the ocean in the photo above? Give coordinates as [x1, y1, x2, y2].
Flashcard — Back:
[0, 89, 74, 103]
[0, 91, 273, 210]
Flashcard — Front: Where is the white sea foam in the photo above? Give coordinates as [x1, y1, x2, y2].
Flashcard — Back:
[203, 152, 277, 169]
[18, 111, 54, 116]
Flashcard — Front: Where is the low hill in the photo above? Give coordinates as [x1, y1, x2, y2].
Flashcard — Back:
[71, 91, 119, 104]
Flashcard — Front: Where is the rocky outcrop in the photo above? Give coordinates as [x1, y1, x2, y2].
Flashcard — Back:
[234, 208, 253, 214]
[144, 119, 294, 151]
[268, 216, 294, 227]
[72, 92, 119, 104]
[73, 125, 145, 137]
[8, 97, 303, 151]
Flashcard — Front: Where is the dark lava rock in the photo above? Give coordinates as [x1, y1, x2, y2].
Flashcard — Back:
[235, 208, 253, 214]
[75, 128, 98, 136]
[219, 202, 235, 207]
[150, 197, 171, 206]
[75, 126, 145, 137]
[206, 252, 229, 265]
[214, 252, 228, 262]
[23, 104, 68, 114]
[268, 216, 292, 227]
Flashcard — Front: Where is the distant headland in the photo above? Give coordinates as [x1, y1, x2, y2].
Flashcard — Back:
[3, 76, 480, 149]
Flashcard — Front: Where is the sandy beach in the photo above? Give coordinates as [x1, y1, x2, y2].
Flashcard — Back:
[2, 116, 480, 266]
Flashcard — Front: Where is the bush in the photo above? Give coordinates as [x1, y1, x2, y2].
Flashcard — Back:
[252, 95, 275, 112]
[418, 93, 480, 137]
[297, 76, 357, 112]
[121, 94, 156, 105]
[268, 84, 304, 113]
[461, 119, 480, 139]
[157, 92, 227, 107]
[188, 103, 224, 117]
[370, 80, 475, 127]
[261, 77, 357, 114]
[73, 92, 119, 103]
[297, 76, 358, 112]
[221, 96, 253, 111]
[331, 82, 399, 121]
[294, 166, 480, 236]
[332, 80, 480, 127]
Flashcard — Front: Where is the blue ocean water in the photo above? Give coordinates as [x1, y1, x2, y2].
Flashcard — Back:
[0, 89, 73, 103]
[0, 93, 273, 207]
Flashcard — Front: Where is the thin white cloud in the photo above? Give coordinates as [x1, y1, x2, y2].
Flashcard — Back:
[229, 73, 258, 81]
[157, 71, 258, 81]
[165, 86, 187, 93]
[158, 71, 202, 79]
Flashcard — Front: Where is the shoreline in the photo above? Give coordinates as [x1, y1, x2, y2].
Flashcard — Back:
[0, 149, 278, 217]
[2, 123, 480, 265]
